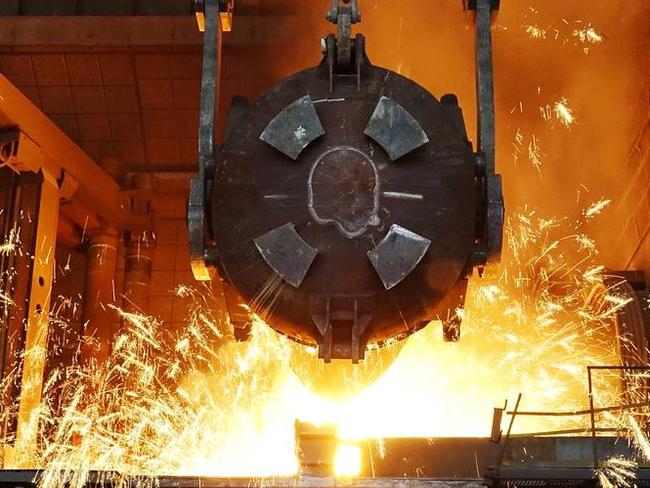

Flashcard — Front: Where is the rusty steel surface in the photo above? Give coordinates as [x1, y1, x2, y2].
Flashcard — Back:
[367, 225, 432, 291]
[254, 223, 318, 288]
[363, 96, 430, 161]
[259, 95, 325, 160]
[211, 61, 480, 361]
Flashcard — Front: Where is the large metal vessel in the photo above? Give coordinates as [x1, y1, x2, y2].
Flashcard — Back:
[189, 0, 504, 362]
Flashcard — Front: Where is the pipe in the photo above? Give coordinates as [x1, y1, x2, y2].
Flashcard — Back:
[81, 230, 119, 366]
[81, 158, 125, 366]
[122, 173, 156, 315]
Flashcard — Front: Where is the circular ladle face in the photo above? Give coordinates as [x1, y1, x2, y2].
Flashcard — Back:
[213, 63, 478, 361]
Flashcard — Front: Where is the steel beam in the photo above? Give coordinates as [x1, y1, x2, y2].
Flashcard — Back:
[3, 171, 58, 468]
[0, 75, 141, 231]
[188, 0, 223, 281]
[473, 0, 496, 174]
[464, 0, 503, 264]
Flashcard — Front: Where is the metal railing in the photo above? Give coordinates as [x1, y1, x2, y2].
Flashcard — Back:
[496, 365, 650, 468]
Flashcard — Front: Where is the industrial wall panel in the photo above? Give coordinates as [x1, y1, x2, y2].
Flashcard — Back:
[21, 0, 77, 15]
[134, 0, 193, 15]
[78, 0, 136, 16]
[0, 0, 19, 16]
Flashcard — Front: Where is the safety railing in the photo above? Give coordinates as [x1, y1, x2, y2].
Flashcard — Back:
[495, 365, 650, 468]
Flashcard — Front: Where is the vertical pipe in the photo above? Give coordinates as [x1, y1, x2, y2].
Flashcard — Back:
[81, 230, 119, 366]
[123, 173, 155, 315]
[123, 236, 154, 314]
[81, 158, 124, 366]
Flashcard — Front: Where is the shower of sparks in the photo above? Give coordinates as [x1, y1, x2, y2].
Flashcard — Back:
[524, 24, 547, 39]
[512, 129, 523, 165]
[574, 26, 603, 44]
[554, 98, 575, 127]
[628, 416, 650, 462]
[539, 98, 576, 127]
[0, 207, 646, 488]
[528, 135, 543, 170]
[540, 104, 552, 121]
[597, 457, 638, 488]
[0, 226, 19, 255]
[584, 198, 611, 220]
[512, 130, 545, 172]
[0, 288, 14, 305]
[520, 7, 604, 53]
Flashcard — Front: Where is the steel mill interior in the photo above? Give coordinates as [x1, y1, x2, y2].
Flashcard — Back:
[0, 0, 648, 487]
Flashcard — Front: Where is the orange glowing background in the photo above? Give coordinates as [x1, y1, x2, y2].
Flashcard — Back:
[246, 0, 648, 265]
[0, 1, 648, 486]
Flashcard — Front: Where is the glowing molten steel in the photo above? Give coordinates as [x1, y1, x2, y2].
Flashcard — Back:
[2, 208, 645, 488]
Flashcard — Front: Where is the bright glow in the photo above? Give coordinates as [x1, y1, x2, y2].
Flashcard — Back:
[628, 416, 650, 462]
[539, 98, 576, 128]
[597, 457, 637, 488]
[528, 135, 543, 170]
[0, 209, 645, 488]
[554, 98, 575, 127]
[334, 443, 361, 477]
[583, 198, 611, 219]
[0, 225, 19, 255]
[524, 25, 546, 39]
[574, 26, 603, 44]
